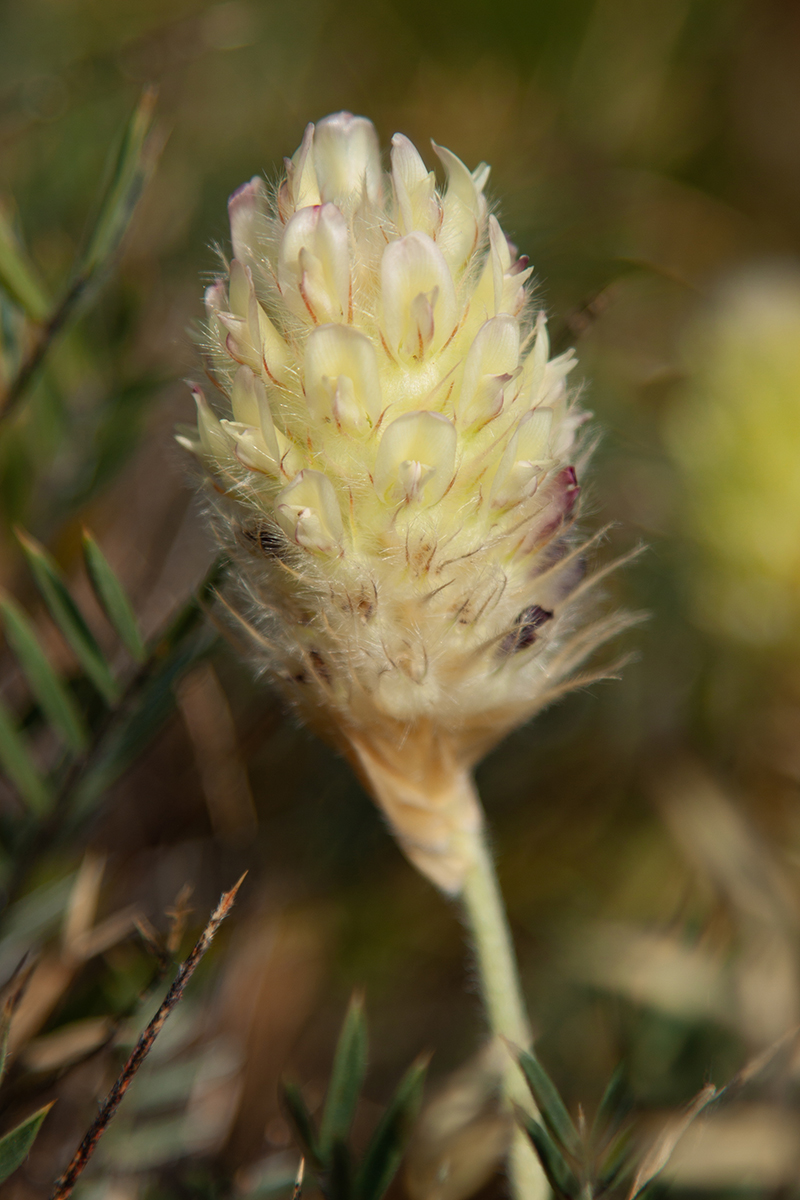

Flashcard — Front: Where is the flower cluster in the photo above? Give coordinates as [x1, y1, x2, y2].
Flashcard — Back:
[181, 113, 599, 891]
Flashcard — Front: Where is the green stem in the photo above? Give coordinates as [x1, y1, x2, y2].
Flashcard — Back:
[459, 781, 548, 1200]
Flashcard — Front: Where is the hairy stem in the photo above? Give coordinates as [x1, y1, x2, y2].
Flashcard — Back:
[459, 778, 547, 1200]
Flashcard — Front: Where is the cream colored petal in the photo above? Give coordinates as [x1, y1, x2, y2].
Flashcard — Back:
[458, 315, 520, 427]
[228, 176, 267, 265]
[222, 421, 279, 474]
[490, 407, 554, 508]
[391, 134, 439, 237]
[285, 123, 320, 211]
[204, 278, 227, 320]
[228, 259, 252, 320]
[304, 323, 382, 426]
[191, 385, 232, 462]
[278, 203, 350, 324]
[230, 365, 261, 426]
[381, 232, 457, 359]
[314, 112, 382, 207]
[257, 305, 291, 384]
[374, 410, 457, 505]
[433, 142, 488, 273]
[274, 469, 344, 552]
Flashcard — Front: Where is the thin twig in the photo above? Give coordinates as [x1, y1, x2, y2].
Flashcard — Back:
[0, 276, 87, 421]
[49, 873, 246, 1200]
[293, 1156, 306, 1200]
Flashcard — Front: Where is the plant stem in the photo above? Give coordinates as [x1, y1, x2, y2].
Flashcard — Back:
[459, 778, 548, 1200]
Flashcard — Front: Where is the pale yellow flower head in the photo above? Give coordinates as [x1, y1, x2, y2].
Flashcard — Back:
[181, 113, 602, 891]
[666, 269, 800, 649]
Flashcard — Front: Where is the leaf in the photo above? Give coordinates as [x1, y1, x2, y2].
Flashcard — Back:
[592, 1062, 634, 1146]
[0, 696, 52, 815]
[519, 1114, 579, 1200]
[517, 1047, 581, 1159]
[355, 1055, 427, 1200]
[70, 634, 215, 820]
[0, 206, 49, 321]
[281, 1081, 323, 1171]
[320, 993, 368, 1156]
[82, 530, 146, 662]
[77, 88, 159, 285]
[324, 1139, 353, 1200]
[0, 1101, 54, 1183]
[0, 590, 88, 752]
[627, 1083, 716, 1200]
[16, 528, 119, 704]
[597, 1125, 636, 1191]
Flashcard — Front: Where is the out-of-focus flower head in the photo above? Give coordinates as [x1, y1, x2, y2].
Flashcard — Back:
[667, 267, 800, 649]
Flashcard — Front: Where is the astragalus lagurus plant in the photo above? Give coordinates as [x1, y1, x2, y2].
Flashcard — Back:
[180, 112, 622, 1200]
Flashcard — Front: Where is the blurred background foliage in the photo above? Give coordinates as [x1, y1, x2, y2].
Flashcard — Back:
[3, 0, 800, 1195]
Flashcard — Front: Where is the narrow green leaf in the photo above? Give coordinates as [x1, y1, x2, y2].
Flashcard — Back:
[320, 993, 368, 1156]
[520, 1115, 579, 1199]
[0, 697, 52, 815]
[0, 207, 49, 321]
[0, 1101, 54, 1183]
[82, 530, 146, 662]
[592, 1063, 633, 1147]
[355, 1055, 427, 1200]
[597, 1126, 635, 1191]
[0, 591, 88, 752]
[78, 89, 158, 282]
[16, 529, 119, 704]
[281, 1081, 323, 1170]
[517, 1047, 581, 1159]
[324, 1139, 353, 1200]
[70, 633, 215, 820]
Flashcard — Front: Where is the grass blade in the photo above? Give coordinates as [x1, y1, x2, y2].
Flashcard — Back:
[592, 1063, 633, 1146]
[0, 206, 49, 321]
[355, 1055, 427, 1200]
[0, 697, 52, 815]
[82, 530, 146, 662]
[281, 1081, 323, 1171]
[324, 1139, 353, 1200]
[16, 529, 119, 704]
[319, 993, 368, 1157]
[0, 591, 88, 752]
[519, 1114, 579, 1199]
[78, 88, 158, 284]
[0, 1102, 54, 1184]
[517, 1047, 581, 1159]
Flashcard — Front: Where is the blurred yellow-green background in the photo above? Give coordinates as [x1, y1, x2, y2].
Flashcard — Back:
[4, 0, 800, 1196]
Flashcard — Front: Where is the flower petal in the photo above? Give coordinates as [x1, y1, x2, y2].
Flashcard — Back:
[274, 469, 344, 552]
[314, 112, 383, 207]
[305, 323, 382, 427]
[458, 315, 520, 427]
[374, 410, 457, 505]
[381, 232, 457, 359]
[228, 176, 268, 265]
[278, 203, 351, 324]
[391, 134, 440, 237]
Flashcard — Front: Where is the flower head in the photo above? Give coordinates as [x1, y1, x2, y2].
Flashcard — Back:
[182, 113, 605, 891]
